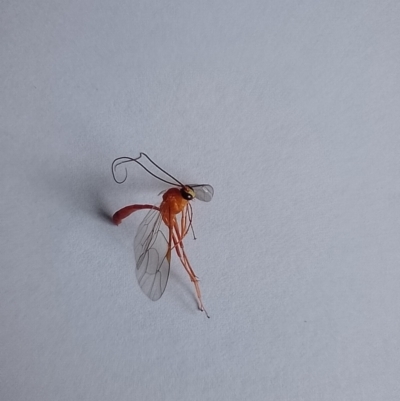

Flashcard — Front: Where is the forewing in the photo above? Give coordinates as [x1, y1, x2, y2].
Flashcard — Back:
[191, 184, 214, 202]
[134, 207, 171, 301]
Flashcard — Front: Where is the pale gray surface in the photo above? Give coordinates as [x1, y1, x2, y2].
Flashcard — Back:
[1, 1, 400, 400]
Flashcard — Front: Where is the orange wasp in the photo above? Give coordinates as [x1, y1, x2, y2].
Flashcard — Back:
[111, 152, 214, 317]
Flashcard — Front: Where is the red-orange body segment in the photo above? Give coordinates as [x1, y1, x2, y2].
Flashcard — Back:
[160, 188, 188, 226]
[113, 204, 157, 226]
[113, 188, 188, 227]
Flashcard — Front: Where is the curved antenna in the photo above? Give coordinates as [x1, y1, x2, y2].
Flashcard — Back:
[111, 153, 183, 186]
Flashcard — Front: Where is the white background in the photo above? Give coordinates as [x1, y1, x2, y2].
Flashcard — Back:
[1, 1, 400, 400]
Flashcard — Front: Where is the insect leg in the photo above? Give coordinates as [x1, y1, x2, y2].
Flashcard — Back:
[172, 223, 209, 317]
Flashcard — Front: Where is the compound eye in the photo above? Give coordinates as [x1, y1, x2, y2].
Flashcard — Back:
[183, 191, 193, 200]
[181, 187, 194, 200]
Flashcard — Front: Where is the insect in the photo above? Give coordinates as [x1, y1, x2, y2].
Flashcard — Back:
[111, 152, 214, 317]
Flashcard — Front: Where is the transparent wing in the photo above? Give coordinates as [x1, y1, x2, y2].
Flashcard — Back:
[134, 207, 171, 301]
[190, 184, 214, 202]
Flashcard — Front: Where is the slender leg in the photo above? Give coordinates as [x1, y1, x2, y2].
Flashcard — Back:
[187, 203, 196, 240]
[181, 208, 186, 239]
[113, 204, 159, 225]
[171, 208, 190, 245]
[172, 222, 209, 318]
